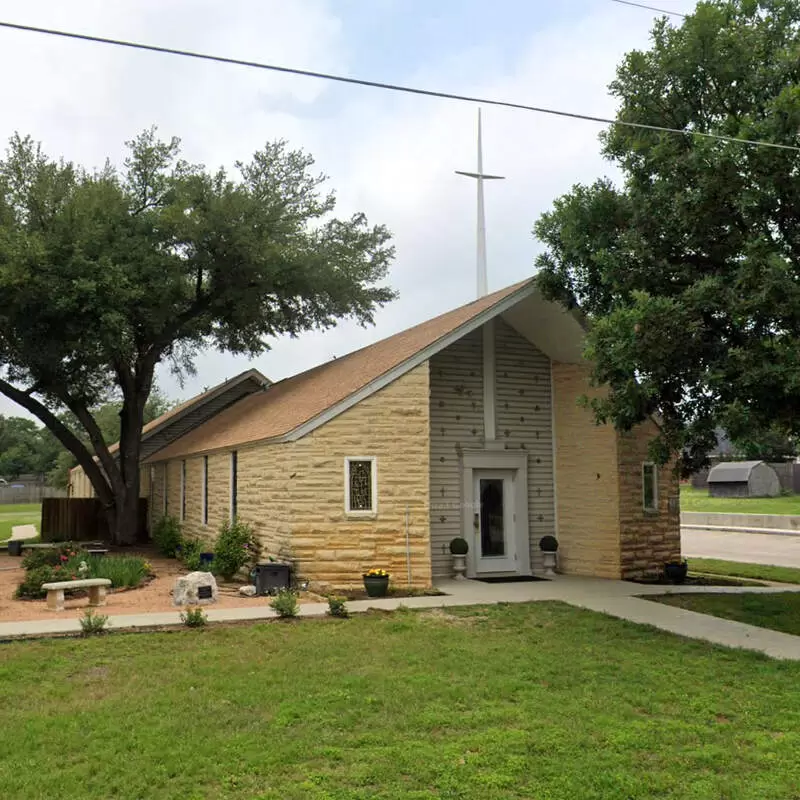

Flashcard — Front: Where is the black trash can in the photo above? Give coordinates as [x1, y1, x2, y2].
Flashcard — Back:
[254, 561, 291, 596]
[7, 540, 23, 557]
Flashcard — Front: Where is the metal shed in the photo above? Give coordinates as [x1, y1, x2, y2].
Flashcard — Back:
[707, 460, 781, 498]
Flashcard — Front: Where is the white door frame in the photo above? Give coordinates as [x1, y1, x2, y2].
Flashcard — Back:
[460, 450, 530, 577]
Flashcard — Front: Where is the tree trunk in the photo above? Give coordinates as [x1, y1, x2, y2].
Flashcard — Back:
[114, 374, 148, 546]
[114, 482, 141, 546]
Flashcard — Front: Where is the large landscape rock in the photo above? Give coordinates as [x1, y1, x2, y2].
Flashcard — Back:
[173, 572, 218, 606]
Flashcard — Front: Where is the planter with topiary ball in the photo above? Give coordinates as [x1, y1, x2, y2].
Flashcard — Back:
[539, 535, 559, 577]
[449, 537, 469, 580]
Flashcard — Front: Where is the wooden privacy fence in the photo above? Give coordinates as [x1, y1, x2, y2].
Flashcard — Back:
[41, 498, 149, 543]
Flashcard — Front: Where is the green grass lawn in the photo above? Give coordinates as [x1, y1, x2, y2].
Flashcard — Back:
[680, 484, 800, 515]
[0, 502, 41, 540]
[2, 604, 800, 799]
[690, 558, 800, 585]
[651, 592, 800, 638]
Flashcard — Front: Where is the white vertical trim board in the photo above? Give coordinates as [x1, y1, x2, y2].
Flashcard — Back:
[550, 360, 559, 542]
[344, 456, 378, 517]
[162, 464, 168, 515]
[482, 321, 496, 441]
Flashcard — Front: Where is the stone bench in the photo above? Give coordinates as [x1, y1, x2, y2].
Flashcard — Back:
[41, 578, 111, 612]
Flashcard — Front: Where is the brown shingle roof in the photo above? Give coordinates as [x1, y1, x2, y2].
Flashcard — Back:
[147, 279, 532, 461]
[103, 369, 267, 456]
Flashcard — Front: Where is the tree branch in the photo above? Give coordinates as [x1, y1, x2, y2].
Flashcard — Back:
[0, 377, 115, 508]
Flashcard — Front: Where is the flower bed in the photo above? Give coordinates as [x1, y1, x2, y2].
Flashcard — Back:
[16, 544, 152, 599]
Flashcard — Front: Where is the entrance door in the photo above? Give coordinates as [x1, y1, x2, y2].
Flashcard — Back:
[473, 470, 516, 573]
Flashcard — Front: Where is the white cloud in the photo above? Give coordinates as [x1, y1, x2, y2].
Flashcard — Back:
[0, 0, 687, 415]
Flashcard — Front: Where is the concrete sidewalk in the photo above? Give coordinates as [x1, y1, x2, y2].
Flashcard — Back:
[2, 575, 800, 660]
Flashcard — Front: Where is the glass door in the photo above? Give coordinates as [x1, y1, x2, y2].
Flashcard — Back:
[473, 470, 516, 573]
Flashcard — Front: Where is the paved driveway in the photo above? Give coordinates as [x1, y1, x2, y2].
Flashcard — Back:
[682, 527, 800, 567]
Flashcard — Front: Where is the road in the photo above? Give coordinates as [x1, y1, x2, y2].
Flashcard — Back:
[682, 527, 800, 567]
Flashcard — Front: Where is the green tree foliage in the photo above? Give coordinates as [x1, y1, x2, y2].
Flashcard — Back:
[0, 130, 394, 541]
[730, 424, 797, 462]
[535, 0, 800, 473]
[0, 415, 61, 478]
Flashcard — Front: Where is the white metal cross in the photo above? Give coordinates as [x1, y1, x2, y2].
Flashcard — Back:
[455, 108, 505, 299]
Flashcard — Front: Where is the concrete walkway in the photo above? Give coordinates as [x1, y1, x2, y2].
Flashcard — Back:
[683, 526, 800, 567]
[3, 575, 800, 660]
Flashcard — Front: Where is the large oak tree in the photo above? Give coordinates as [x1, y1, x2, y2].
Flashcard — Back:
[0, 130, 394, 543]
[535, 0, 800, 473]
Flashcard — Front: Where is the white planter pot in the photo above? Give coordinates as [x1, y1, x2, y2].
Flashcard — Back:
[452, 553, 467, 580]
[542, 551, 557, 577]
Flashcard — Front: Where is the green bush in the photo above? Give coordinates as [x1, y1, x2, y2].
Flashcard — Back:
[15, 565, 56, 599]
[180, 606, 207, 628]
[87, 555, 150, 589]
[180, 539, 204, 571]
[16, 551, 150, 598]
[80, 609, 109, 635]
[327, 595, 349, 619]
[22, 543, 79, 571]
[270, 589, 299, 618]
[152, 515, 183, 557]
[213, 517, 258, 580]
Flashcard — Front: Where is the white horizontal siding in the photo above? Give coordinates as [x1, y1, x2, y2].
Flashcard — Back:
[429, 329, 483, 576]
[428, 321, 555, 578]
[494, 319, 555, 574]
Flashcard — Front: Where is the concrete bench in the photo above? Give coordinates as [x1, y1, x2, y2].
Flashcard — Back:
[41, 578, 111, 612]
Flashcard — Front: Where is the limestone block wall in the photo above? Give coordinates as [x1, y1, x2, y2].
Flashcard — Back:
[617, 422, 681, 579]
[149, 463, 166, 532]
[235, 444, 292, 561]
[288, 363, 432, 591]
[551, 361, 621, 578]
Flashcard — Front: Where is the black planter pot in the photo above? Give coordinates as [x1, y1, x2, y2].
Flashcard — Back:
[664, 561, 688, 584]
[7, 540, 22, 557]
[199, 552, 214, 569]
[363, 575, 389, 598]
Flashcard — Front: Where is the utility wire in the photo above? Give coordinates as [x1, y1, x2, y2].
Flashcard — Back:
[611, 0, 688, 17]
[0, 18, 797, 153]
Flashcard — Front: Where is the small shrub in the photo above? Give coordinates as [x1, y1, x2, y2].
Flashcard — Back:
[213, 517, 259, 580]
[15, 565, 56, 599]
[22, 549, 57, 570]
[152, 515, 183, 557]
[180, 606, 208, 628]
[327, 595, 349, 619]
[539, 535, 559, 552]
[449, 537, 469, 555]
[88, 555, 150, 589]
[80, 609, 109, 635]
[270, 589, 299, 618]
[180, 539, 204, 571]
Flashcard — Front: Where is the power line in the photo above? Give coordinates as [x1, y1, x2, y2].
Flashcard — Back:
[0, 18, 797, 153]
[610, 0, 688, 17]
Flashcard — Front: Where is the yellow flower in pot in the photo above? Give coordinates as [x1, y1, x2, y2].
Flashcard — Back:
[362, 568, 390, 597]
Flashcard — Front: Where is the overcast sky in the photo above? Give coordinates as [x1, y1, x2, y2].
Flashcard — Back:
[0, 0, 696, 416]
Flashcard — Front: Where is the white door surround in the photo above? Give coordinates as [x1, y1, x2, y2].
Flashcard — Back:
[461, 450, 530, 577]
